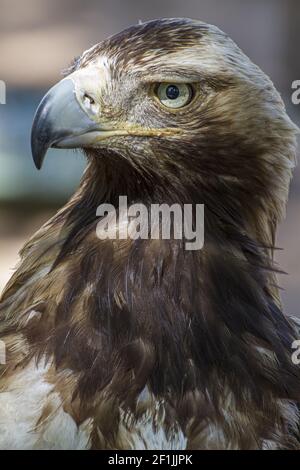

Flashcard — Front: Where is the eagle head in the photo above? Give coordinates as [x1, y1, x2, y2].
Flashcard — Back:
[31, 18, 297, 251]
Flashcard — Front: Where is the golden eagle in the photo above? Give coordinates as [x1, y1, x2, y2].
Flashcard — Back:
[0, 18, 299, 449]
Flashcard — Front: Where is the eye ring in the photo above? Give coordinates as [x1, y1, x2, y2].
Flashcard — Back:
[154, 83, 194, 109]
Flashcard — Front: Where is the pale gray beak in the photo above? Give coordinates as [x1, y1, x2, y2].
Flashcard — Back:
[31, 79, 99, 169]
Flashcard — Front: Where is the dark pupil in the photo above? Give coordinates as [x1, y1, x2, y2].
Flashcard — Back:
[166, 85, 179, 100]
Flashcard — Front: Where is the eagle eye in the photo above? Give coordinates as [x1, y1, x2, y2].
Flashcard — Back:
[155, 83, 193, 109]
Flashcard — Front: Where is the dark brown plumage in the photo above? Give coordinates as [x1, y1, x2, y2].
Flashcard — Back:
[0, 18, 299, 449]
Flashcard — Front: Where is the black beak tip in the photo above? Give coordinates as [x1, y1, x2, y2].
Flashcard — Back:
[31, 133, 48, 170]
[31, 133, 46, 170]
[33, 158, 43, 171]
[31, 104, 52, 170]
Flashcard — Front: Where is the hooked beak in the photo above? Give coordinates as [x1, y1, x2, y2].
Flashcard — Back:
[31, 77, 106, 169]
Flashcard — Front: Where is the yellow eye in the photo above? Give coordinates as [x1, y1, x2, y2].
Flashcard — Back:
[156, 83, 193, 109]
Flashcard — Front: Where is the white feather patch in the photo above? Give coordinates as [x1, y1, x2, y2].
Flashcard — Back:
[0, 359, 91, 449]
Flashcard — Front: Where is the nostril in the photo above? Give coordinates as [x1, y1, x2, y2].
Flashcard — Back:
[83, 93, 95, 106]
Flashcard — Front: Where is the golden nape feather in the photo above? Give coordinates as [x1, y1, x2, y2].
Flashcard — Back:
[0, 18, 299, 450]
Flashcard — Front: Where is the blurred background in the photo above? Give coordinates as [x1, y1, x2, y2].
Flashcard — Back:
[0, 0, 299, 314]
